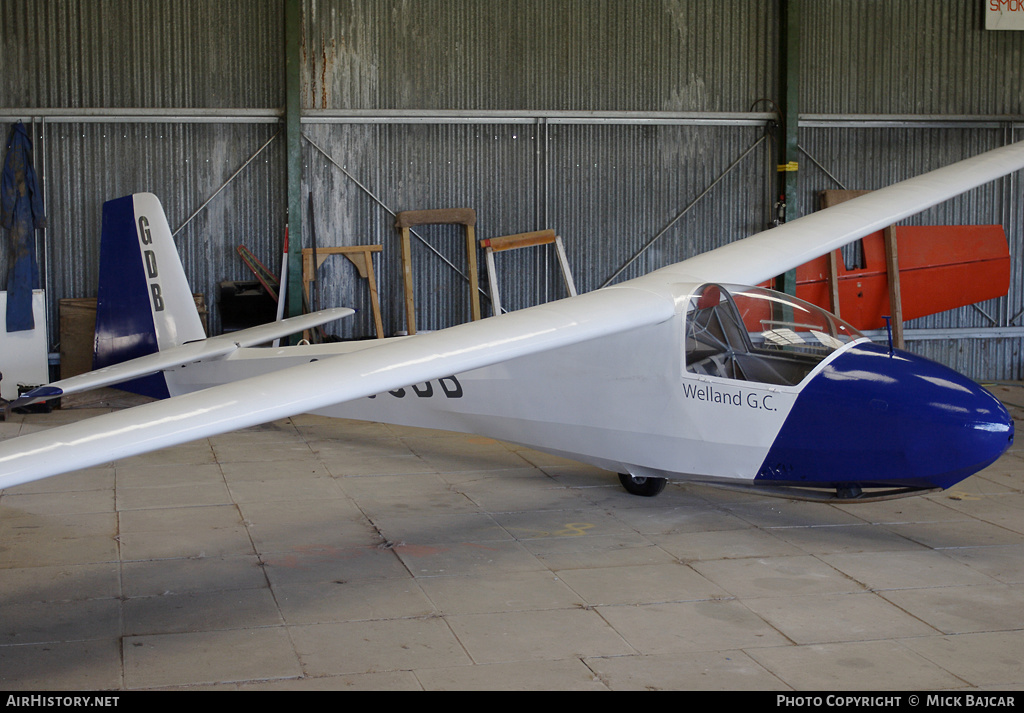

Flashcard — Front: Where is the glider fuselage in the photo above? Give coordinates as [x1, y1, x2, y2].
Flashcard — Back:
[163, 313, 794, 484]
[162, 283, 1011, 495]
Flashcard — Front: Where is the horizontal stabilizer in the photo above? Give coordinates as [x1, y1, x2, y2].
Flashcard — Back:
[12, 307, 354, 407]
[216, 307, 354, 348]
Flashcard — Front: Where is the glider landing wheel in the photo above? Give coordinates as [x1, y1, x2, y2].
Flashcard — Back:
[618, 473, 667, 497]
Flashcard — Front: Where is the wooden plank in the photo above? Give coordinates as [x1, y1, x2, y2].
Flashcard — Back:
[819, 189, 871, 207]
[827, 251, 842, 316]
[399, 227, 417, 334]
[480, 229, 557, 252]
[237, 245, 281, 302]
[466, 225, 481, 321]
[883, 225, 905, 349]
[360, 253, 385, 339]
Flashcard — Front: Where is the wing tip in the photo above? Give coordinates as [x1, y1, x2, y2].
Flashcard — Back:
[10, 385, 64, 408]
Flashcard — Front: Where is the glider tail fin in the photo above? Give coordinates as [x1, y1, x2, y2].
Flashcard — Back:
[94, 193, 206, 398]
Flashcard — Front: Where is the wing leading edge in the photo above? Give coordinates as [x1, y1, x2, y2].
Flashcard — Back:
[653, 140, 1024, 287]
[0, 286, 675, 491]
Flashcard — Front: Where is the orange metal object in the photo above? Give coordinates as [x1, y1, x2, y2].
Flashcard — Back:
[765, 225, 1009, 330]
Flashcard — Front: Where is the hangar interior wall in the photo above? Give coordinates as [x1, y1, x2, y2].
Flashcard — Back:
[1, 0, 1022, 379]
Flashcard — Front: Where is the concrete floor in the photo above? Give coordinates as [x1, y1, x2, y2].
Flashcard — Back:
[1, 386, 1023, 691]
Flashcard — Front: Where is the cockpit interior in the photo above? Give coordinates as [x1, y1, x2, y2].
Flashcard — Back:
[685, 283, 863, 386]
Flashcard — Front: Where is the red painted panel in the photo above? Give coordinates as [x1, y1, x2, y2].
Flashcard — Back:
[766, 225, 1009, 330]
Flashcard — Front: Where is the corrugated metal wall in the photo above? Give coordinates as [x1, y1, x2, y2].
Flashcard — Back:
[1, 0, 282, 108]
[2, 1, 1024, 378]
[301, 0, 776, 111]
[38, 122, 285, 326]
[804, 1, 1024, 115]
[298, 0, 779, 335]
[1, 0, 286, 338]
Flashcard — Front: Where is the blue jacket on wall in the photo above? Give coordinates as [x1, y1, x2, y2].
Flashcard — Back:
[1, 121, 47, 332]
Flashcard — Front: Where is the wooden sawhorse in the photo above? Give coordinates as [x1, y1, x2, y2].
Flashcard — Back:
[479, 229, 577, 315]
[302, 245, 385, 339]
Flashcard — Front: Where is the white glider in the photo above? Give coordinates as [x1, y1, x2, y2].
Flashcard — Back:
[1, 142, 1023, 501]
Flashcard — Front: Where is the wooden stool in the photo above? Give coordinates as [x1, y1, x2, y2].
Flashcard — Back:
[302, 245, 384, 339]
[394, 208, 480, 335]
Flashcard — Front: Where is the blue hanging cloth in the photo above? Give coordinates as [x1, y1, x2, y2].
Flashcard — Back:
[1, 121, 47, 332]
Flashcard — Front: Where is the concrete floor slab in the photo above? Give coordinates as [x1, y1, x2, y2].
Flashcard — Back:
[274, 576, 436, 624]
[941, 544, 1024, 584]
[116, 504, 253, 560]
[584, 650, 788, 691]
[878, 584, 1024, 634]
[0, 509, 119, 567]
[291, 618, 472, 675]
[527, 536, 677, 570]
[415, 658, 607, 690]
[1, 597, 122, 646]
[690, 555, 867, 599]
[123, 587, 284, 636]
[123, 627, 301, 689]
[0, 640, 123, 690]
[818, 549, 1003, 590]
[4, 561, 121, 602]
[393, 539, 547, 577]
[762, 523, 934, 555]
[741, 591, 938, 644]
[121, 554, 267, 597]
[445, 608, 634, 663]
[595, 599, 790, 654]
[416, 570, 583, 615]
[898, 631, 1024, 688]
[654, 527, 806, 562]
[746, 640, 965, 690]
[554, 561, 730, 606]
[259, 544, 410, 585]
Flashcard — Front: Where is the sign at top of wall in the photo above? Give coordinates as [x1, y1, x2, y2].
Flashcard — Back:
[987, 0, 1024, 29]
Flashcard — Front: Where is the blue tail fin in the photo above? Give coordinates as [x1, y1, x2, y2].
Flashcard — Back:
[94, 194, 206, 398]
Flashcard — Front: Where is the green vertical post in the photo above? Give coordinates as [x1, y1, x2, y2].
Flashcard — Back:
[285, 0, 304, 323]
[776, 0, 800, 296]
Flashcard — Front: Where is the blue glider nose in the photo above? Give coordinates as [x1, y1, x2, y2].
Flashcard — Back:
[758, 342, 1014, 491]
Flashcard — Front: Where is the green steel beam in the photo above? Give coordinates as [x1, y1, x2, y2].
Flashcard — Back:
[285, 0, 304, 323]
[776, 0, 800, 295]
